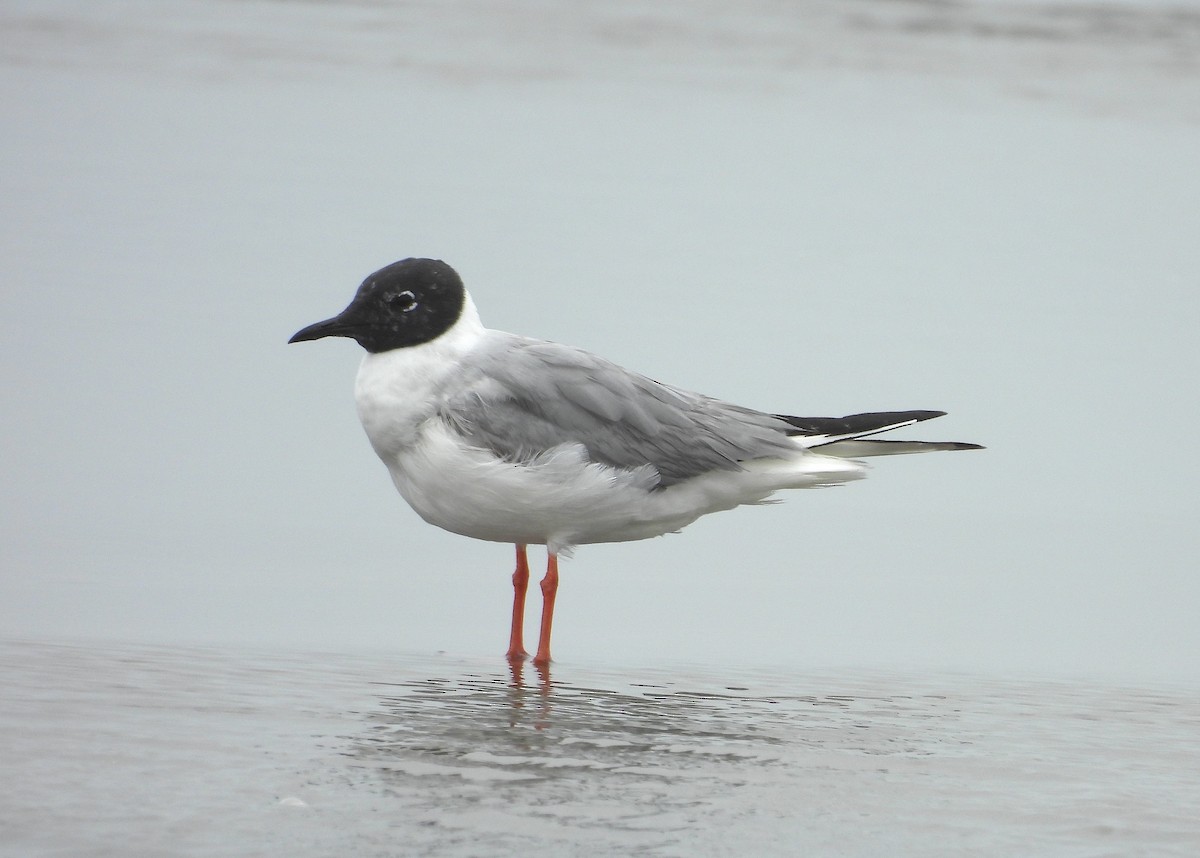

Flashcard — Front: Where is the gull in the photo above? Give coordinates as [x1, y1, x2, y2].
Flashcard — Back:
[289, 258, 981, 665]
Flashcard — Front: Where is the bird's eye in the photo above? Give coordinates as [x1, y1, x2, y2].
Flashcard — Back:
[386, 290, 418, 312]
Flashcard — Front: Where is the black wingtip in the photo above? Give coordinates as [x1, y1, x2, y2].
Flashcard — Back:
[775, 410, 950, 437]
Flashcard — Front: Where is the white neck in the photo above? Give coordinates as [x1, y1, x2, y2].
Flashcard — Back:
[353, 291, 487, 460]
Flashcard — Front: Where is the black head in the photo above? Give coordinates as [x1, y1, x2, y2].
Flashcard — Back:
[288, 258, 466, 353]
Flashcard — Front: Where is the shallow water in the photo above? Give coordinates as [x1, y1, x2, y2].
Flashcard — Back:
[2, 639, 1197, 856]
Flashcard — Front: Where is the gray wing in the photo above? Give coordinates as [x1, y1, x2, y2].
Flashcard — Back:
[440, 336, 800, 487]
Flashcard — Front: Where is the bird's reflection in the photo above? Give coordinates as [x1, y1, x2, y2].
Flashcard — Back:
[353, 656, 788, 786]
[348, 655, 955, 806]
[338, 657, 976, 853]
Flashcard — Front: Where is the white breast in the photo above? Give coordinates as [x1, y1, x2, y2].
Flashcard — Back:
[353, 294, 486, 460]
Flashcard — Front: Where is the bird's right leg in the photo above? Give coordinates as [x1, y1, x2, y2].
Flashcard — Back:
[532, 552, 559, 667]
[506, 543, 531, 661]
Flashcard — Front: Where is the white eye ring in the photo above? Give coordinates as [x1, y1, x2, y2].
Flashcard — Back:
[388, 290, 418, 312]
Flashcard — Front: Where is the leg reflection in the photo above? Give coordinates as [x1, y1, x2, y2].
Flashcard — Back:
[506, 654, 553, 729]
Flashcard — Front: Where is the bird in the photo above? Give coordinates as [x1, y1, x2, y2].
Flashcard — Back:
[289, 258, 981, 666]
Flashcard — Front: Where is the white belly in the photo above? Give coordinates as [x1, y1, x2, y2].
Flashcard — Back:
[380, 420, 865, 555]
[382, 420, 670, 552]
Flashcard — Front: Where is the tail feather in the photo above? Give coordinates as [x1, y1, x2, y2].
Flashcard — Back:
[817, 439, 985, 458]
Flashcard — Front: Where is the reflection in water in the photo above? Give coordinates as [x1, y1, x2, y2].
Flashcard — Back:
[357, 657, 961, 759]
[504, 657, 552, 729]
[343, 658, 978, 850]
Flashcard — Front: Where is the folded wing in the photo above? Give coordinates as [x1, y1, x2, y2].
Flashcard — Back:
[440, 336, 982, 487]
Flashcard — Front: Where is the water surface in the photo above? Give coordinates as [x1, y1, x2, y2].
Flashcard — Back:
[3, 639, 1197, 856]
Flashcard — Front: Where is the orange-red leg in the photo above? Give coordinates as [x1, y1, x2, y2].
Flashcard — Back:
[532, 552, 559, 667]
[506, 544, 530, 662]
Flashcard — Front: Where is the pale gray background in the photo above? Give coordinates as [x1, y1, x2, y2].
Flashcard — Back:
[3, 0, 1198, 683]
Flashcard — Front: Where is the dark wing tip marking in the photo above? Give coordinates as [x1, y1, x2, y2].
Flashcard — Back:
[774, 410, 948, 438]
